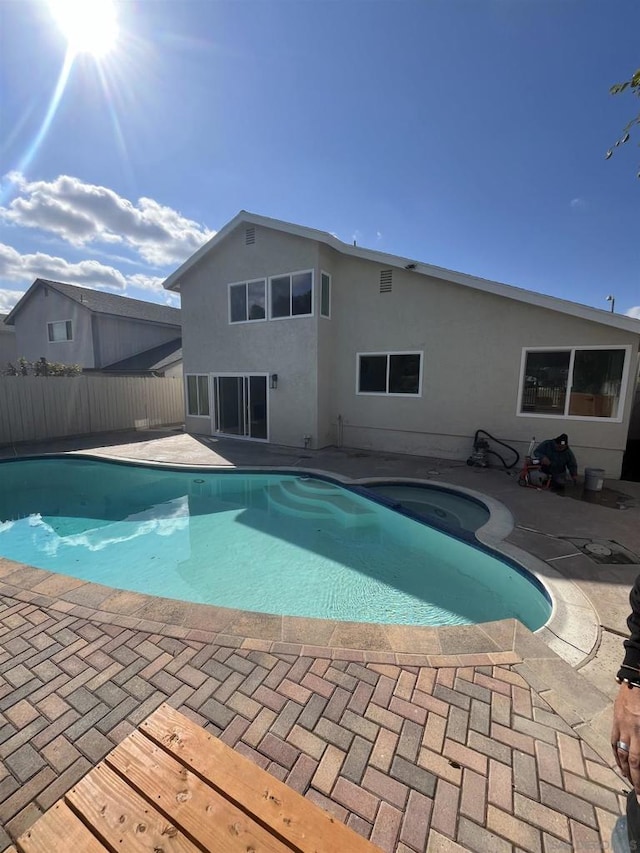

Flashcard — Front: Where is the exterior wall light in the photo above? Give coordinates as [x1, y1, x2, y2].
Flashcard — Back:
[270, 374, 278, 390]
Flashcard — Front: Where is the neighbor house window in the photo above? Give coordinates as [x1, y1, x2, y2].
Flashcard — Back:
[186, 375, 210, 417]
[229, 280, 266, 323]
[321, 272, 331, 318]
[519, 347, 628, 419]
[270, 270, 313, 319]
[48, 320, 72, 342]
[357, 352, 422, 395]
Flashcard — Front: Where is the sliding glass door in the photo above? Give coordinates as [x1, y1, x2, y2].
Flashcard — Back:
[213, 374, 268, 440]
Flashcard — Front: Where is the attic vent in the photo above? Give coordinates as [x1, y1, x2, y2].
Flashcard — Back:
[379, 269, 393, 293]
[245, 226, 256, 245]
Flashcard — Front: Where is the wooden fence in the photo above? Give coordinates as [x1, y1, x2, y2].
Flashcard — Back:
[0, 375, 184, 446]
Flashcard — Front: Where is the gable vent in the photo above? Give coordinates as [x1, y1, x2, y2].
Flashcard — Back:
[379, 269, 393, 293]
[245, 226, 256, 245]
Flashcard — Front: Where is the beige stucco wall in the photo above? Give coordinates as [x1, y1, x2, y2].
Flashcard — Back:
[329, 256, 638, 477]
[180, 225, 321, 447]
[317, 245, 339, 447]
[176, 223, 639, 478]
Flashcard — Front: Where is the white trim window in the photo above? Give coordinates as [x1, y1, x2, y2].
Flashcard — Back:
[518, 345, 631, 421]
[48, 320, 73, 342]
[357, 351, 423, 396]
[228, 279, 266, 324]
[321, 271, 331, 318]
[269, 270, 313, 319]
[186, 374, 210, 417]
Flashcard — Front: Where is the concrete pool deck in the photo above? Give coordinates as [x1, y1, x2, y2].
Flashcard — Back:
[0, 428, 638, 851]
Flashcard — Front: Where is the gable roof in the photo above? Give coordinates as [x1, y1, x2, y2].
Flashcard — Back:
[100, 338, 182, 373]
[5, 279, 181, 327]
[163, 210, 640, 335]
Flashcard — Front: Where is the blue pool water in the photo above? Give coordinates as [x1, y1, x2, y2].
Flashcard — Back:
[0, 458, 551, 629]
[363, 483, 490, 533]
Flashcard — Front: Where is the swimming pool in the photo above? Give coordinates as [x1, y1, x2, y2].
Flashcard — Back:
[0, 457, 551, 629]
[363, 482, 490, 533]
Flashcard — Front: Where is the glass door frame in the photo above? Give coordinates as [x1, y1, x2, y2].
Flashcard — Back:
[210, 372, 270, 442]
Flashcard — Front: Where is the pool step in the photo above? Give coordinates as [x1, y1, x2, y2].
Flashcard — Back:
[265, 486, 332, 520]
[283, 481, 377, 522]
[293, 477, 343, 495]
[266, 480, 378, 527]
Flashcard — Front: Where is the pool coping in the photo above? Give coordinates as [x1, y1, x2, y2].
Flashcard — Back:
[0, 453, 600, 667]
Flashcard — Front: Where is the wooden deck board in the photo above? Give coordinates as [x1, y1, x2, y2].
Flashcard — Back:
[16, 703, 382, 853]
[16, 801, 109, 853]
[141, 704, 380, 853]
[66, 762, 201, 853]
[106, 730, 291, 853]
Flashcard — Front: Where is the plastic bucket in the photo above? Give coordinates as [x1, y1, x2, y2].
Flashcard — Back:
[584, 467, 605, 492]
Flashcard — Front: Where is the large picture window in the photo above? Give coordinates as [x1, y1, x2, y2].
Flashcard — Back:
[229, 280, 266, 323]
[186, 374, 210, 417]
[520, 347, 628, 419]
[270, 271, 313, 319]
[357, 352, 422, 396]
[48, 320, 73, 342]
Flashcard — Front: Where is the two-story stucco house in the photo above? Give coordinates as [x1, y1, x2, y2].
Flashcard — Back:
[164, 211, 640, 479]
[4, 279, 182, 375]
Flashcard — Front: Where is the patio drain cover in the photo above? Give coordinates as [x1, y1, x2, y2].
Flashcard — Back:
[561, 537, 640, 565]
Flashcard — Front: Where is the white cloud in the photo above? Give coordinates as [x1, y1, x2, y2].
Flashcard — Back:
[0, 243, 127, 290]
[0, 288, 22, 313]
[0, 242, 179, 309]
[569, 197, 586, 209]
[0, 172, 215, 266]
[127, 273, 167, 293]
[626, 307, 640, 320]
[0, 242, 128, 290]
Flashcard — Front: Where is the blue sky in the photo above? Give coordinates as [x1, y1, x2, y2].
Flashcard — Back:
[0, 0, 638, 317]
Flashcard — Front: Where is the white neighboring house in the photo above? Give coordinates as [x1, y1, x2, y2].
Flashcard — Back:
[163, 211, 640, 478]
[4, 279, 182, 376]
[0, 314, 17, 367]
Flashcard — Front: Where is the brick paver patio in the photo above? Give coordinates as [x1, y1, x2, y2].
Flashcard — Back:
[0, 594, 626, 852]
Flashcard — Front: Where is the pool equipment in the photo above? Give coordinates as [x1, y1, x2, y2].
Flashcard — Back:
[466, 430, 520, 470]
[517, 438, 551, 489]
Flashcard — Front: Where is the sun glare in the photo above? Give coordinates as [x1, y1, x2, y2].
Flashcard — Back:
[49, 0, 118, 57]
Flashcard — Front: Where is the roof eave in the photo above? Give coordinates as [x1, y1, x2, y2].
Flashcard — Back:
[162, 212, 640, 336]
[2, 279, 72, 325]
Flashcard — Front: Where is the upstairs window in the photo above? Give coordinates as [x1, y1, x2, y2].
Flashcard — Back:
[48, 320, 72, 342]
[270, 271, 313, 319]
[186, 375, 210, 417]
[357, 352, 422, 396]
[519, 347, 628, 419]
[321, 272, 331, 318]
[229, 280, 266, 323]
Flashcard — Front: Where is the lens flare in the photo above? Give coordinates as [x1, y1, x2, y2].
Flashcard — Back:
[48, 0, 118, 57]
